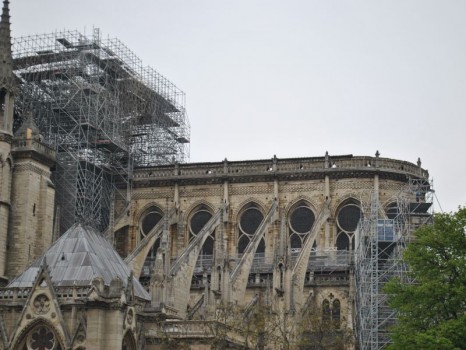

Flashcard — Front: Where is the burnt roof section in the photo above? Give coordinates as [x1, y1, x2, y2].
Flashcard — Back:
[8, 223, 150, 300]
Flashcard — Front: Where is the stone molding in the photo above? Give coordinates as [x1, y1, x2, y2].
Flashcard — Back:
[13, 163, 50, 177]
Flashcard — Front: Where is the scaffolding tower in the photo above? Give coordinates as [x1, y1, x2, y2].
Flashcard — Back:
[12, 29, 190, 233]
[355, 178, 432, 349]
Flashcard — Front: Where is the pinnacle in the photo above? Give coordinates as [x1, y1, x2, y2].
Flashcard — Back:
[0, 0, 11, 47]
[0, 0, 15, 91]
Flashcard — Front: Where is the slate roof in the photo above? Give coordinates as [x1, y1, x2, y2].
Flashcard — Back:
[8, 223, 150, 300]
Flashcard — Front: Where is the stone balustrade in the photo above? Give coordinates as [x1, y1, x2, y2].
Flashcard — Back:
[0, 287, 31, 300]
[0, 286, 91, 300]
[12, 138, 56, 161]
[150, 320, 245, 344]
[133, 154, 428, 181]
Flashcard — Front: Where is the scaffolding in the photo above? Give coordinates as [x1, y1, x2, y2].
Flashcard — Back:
[12, 29, 190, 233]
[355, 178, 432, 349]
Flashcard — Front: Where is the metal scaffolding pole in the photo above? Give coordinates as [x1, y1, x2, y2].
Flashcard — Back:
[12, 29, 190, 233]
[355, 178, 432, 349]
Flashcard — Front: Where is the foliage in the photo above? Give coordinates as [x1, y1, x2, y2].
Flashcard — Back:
[385, 207, 466, 350]
[296, 306, 353, 350]
[206, 300, 353, 349]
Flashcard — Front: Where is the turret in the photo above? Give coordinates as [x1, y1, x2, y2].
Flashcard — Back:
[6, 114, 56, 279]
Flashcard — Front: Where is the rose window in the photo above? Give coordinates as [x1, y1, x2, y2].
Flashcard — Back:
[22, 325, 62, 350]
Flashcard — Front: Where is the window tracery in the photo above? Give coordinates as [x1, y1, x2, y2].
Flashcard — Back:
[322, 298, 341, 329]
[139, 206, 163, 277]
[140, 206, 163, 239]
[19, 325, 62, 350]
[336, 200, 361, 250]
[238, 204, 264, 254]
[189, 206, 214, 255]
[288, 203, 315, 252]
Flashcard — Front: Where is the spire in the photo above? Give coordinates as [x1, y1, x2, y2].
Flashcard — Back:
[0, 0, 11, 56]
[0, 0, 14, 91]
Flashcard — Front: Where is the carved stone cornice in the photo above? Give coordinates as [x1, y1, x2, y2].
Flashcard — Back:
[129, 155, 429, 189]
[12, 163, 50, 177]
[131, 168, 416, 189]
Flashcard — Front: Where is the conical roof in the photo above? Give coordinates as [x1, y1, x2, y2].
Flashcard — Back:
[8, 223, 150, 300]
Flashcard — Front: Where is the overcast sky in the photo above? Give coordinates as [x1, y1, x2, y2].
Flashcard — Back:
[10, 0, 466, 213]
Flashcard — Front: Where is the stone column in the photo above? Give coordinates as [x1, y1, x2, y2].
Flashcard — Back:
[0, 151, 11, 282]
[324, 175, 330, 248]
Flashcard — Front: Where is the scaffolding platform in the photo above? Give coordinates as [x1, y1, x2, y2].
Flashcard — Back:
[409, 202, 431, 214]
[12, 29, 190, 233]
[355, 178, 433, 350]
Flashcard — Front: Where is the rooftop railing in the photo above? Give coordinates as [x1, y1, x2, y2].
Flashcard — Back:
[0, 285, 90, 300]
[12, 139, 56, 160]
[134, 155, 428, 180]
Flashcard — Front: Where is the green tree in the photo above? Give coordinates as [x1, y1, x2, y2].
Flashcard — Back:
[385, 207, 466, 350]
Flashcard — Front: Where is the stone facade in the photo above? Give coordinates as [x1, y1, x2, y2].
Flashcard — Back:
[6, 134, 56, 278]
[0, 0, 16, 282]
[0, 1, 432, 348]
[115, 155, 428, 348]
[0, 0, 56, 283]
[0, 141, 12, 281]
[0, 153, 429, 349]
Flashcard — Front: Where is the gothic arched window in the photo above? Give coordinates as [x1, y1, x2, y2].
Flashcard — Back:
[0, 88, 6, 113]
[336, 200, 361, 250]
[189, 206, 215, 277]
[238, 204, 264, 254]
[321, 298, 341, 329]
[140, 206, 163, 240]
[322, 299, 331, 321]
[189, 206, 214, 255]
[122, 331, 136, 350]
[332, 299, 341, 329]
[386, 202, 399, 219]
[288, 203, 316, 252]
[139, 206, 163, 277]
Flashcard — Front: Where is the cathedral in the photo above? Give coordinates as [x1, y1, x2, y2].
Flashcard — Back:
[0, 1, 432, 349]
